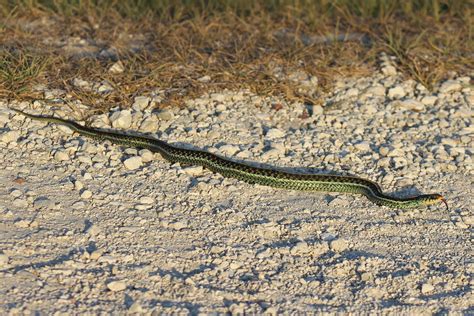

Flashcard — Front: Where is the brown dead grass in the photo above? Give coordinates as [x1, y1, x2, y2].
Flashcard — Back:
[0, 1, 472, 111]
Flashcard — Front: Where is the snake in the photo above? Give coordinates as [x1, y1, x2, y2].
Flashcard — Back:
[11, 108, 448, 210]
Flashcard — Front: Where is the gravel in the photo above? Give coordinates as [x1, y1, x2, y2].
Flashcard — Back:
[0, 64, 472, 314]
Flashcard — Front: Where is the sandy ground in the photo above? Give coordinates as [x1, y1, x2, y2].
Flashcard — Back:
[0, 73, 472, 314]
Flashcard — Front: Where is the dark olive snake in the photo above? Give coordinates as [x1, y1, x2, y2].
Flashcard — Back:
[12, 109, 448, 210]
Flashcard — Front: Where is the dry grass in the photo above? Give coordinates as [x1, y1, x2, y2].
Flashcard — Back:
[0, 0, 472, 110]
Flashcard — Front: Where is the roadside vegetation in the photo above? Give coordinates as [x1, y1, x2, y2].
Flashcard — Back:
[0, 0, 472, 110]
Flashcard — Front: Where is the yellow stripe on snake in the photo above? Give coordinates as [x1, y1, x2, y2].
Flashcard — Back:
[12, 109, 448, 210]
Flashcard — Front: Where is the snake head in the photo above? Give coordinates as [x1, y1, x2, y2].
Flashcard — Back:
[421, 194, 448, 211]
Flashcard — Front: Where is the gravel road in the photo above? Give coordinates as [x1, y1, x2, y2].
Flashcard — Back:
[0, 66, 472, 314]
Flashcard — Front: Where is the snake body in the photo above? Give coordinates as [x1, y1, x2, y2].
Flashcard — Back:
[12, 109, 448, 210]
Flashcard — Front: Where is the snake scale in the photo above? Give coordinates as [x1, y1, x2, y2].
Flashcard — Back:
[12, 108, 448, 210]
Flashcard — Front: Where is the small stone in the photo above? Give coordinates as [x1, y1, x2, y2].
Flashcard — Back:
[72, 201, 86, 209]
[354, 141, 370, 151]
[397, 99, 425, 112]
[382, 65, 397, 76]
[211, 93, 227, 102]
[320, 232, 337, 241]
[290, 241, 310, 255]
[366, 85, 386, 96]
[330, 239, 349, 252]
[14, 219, 31, 228]
[10, 189, 22, 198]
[123, 156, 143, 170]
[345, 88, 359, 97]
[128, 302, 144, 313]
[388, 86, 406, 99]
[139, 196, 154, 204]
[107, 280, 127, 292]
[261, 148, 283, 159]
[139, 149, 154, 162]
[81, 190, 93, 199]
[312, 105, 324, 115]
[182, 165, 203, 176]
[0, 253, 9, 266]
[98, 82, 114, 93]
[421, 283, 434, 294]
[89, 250, 103, 260]
[54, 151, 70, 161]
[140, 116, 158, 133]
[266, 128, 286, 139]
[0, 130, 20, 143]
[73, 78, 90, 89]
[74, 180, 84, 191]
[108, 61, 124, 74]
[132, 96, 150, 110]
[110, 110, 132, 129]
[439, 80, 462, 93]
[219, 144, 240, 156]
[421, 96, 437, 106]
[86, 224, 101, 236]
[13, 198, 28, 208]
[156, 109, 174, 121]
[328, 196, 351, 207]
[170, 221, 187, 230]
[197, 75, 211, 83]
[33, 197, 55, 208]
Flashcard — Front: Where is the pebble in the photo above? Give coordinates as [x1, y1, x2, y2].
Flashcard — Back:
[320, 232, 337, 241]
[33, 197, 55, 208]
[330, 239, 349, 252]
[354, 141, 371, 151]
[139, 196, 155, 204]
[156, 109, 174, 121]
[74, 180, 84, 191]
[107, 280, 127, 292]
[366, 85, 386, 96]
[13, 198, 28, 208]
[110, 110, 132, 129]
[170, 221, 188, 230]
[421, 283, 434, 294]
[123, 156, 143, 170]
[261, 148, 283, 159]
[86, 224, 102, 236]
[128, 302, 144, 313]
[345, 88, 359, 97]
[219, 144, 240, 156]
[266, 128, 286, 139]
[421, 96, 437, 106]
[0, 130, 20, 143]
[54, 151, 70, 161]
[439, 80, 462, 93]
[182, 165, 204, 176]
[140, 149, 154, 162]
[108, 61, 124, 74]
[0, 253, 9, 266]
[140, 116, 158, 133]
[133, 96, 150, 110]
[81, 190, 93, 199]
[388, 86, 406, 99]
[290, 241, 311, 255]
[10, 189, 23, 198]
[397, 99, 425, 112]
[72, 201, 86, 209]
[382, 65, 397, 76]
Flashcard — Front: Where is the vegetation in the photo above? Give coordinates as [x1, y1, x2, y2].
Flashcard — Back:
[0, 0, 472, 109]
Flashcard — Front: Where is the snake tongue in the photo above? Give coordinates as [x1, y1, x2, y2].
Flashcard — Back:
[439, 197, 449, 211]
